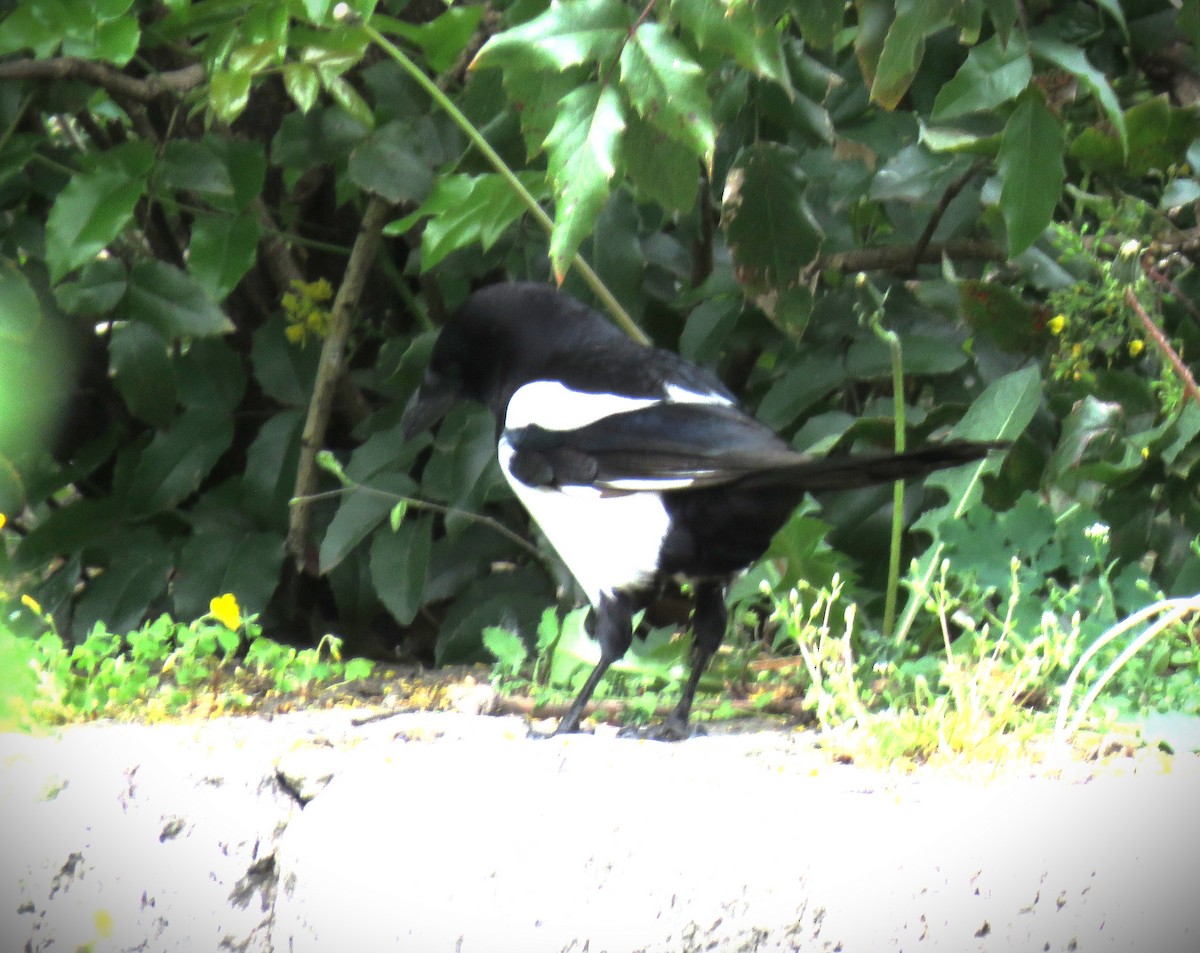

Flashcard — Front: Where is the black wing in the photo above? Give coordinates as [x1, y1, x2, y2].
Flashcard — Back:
[505, 402, 801, 491]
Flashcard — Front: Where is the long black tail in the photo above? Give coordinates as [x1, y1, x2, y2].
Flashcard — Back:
[757, 440, 1007, 494]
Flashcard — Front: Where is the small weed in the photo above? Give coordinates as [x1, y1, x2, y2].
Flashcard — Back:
[0, 593, 375, 730]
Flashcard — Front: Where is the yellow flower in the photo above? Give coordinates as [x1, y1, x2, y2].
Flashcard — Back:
[305, 278, 334, 302]
[1049, 314, 1066, 335]
[209, 593, 243, 630]
[1128, 339, 1145, 357]
[284, 323, 307, 344]
[1141, 446, 1150, 459]
[20, 593, 42, 615]
[0, 513, 6, 530]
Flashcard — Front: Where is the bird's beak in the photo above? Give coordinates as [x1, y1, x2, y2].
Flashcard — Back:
[402, 371, 461, 440]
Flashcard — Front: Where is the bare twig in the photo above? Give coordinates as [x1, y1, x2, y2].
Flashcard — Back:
[0, 57, 204, 102]
[819, 238, 1006, 276]
[905, 159, 987, 274]
[1125, 287, 1200, 407]
[287, 196, 394, 570]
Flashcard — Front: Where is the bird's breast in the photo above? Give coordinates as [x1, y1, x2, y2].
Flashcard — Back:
[497, 437, 670, 606]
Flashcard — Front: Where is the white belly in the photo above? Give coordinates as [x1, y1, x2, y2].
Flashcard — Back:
[497, 439, 669, 606]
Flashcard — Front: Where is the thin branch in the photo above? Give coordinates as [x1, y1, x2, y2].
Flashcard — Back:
[0, 57, 204, 102]
[904, 159, 987, 274]
[1125, 287, 1200, 407]
[818, 238, 1007, 276]
[287, 196, 393, 571]
[295, 486, 548, 565]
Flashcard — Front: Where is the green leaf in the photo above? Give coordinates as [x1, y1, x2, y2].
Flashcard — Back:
[931, 33, 1031, 121]
[157, 140, 236, 197]
[502, 67, 583, 158]
[124, 409, 235, 513]
[283, 62, 321, 113]
[369, 515, 433, 626]
[1070, 95, 1200, 177]
[209, 69, 252, 124]
[619, 22, 714, 164]
[912, 364, 1040, 535]
[348, 121, 433, 203]
[379, 5, 485, 73]
[44, 165, 145, 282]
[325, 74, 375, 128]
[189, 214, 259, 301]
[74, 544, 174, 637]
[125, 261, 234, 338]
[670, 0, 789, 87]
[242, 409, 304, 529]
[109, 322, 176, 429]
[1030, 36, 1126, 157]
[174, 530, 286, 620]
[721, 142, 822, 296]
[94, 16, 139, 65]
[472, 0, 632, 72]
[319, 473, 418, 574]
[871, 0, 954, 110]
[482, 625, 528, 675]
[998, 92, 1065, 255]
[792, 0, 845, 48]
[397, 172, 548, 270]
[623, 116, 698, 212]
[176, 338, 246, 412]
[544, 83, 626, 279]
[251, 314, 320, 406]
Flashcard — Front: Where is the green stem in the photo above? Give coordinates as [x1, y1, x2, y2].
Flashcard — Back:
[869, 315, 905, 641]
[358, 19, 647, 345]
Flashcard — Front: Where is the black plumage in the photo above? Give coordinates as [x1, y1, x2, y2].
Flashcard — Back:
[404, 282, 1004, 738]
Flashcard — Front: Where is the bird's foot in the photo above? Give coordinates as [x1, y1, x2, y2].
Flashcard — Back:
[617, 716, 702, 742]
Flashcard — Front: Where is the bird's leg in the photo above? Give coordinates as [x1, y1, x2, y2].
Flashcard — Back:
[651, 581, 728, 741]
[551, 591, 634, 735]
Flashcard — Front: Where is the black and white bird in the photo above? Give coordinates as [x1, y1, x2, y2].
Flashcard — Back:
[404, 282, 1003, 739]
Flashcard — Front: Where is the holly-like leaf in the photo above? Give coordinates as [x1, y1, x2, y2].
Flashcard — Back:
[670, 0, 789, 88]
[392, 172, 549, 270]
[622, 115, 699, 212]
[721, 142, 822, 296]
[998, 92, 1065, 255]
[471, 0, 632, 73]
[543, 83, 626, 279]
[619, 22, 714, 165]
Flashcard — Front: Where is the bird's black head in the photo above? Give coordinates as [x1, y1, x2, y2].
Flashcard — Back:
[402, 282, 629, 438]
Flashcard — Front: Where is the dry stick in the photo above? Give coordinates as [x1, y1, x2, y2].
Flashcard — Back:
[1125, 287, 1200, 407]
[0, 57, 204, 101]
[287, 196, 393, 570]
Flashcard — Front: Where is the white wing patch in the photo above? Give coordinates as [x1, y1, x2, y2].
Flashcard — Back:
[498, 438, 670, 606]
[504, 379, 731, 432]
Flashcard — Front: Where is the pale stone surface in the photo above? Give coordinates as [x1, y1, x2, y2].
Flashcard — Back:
[2, 711, 1197, 953]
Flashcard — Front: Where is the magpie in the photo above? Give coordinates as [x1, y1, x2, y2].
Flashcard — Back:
[403, 282, 1003, 739]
